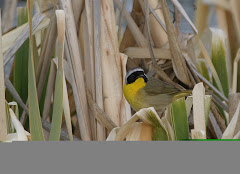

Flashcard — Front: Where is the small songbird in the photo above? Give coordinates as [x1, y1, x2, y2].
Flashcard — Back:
[123, 68, 190, 114]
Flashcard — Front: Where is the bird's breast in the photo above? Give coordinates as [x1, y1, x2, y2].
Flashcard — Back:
[123, 78, 146, 110]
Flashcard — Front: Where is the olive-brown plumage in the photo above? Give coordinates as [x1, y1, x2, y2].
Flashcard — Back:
[123, 68, 187, 114]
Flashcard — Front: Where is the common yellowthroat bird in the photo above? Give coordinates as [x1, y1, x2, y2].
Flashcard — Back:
[123, 68, 190, 114]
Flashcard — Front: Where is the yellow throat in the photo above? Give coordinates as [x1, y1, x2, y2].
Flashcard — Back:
[123, 77, 146, 104]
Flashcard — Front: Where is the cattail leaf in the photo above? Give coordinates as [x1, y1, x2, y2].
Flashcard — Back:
[62, 73, 73, 141]
[14, 7, 29, 116]
[49, 70, 63, 141]
[27, 0, 44, 141]
[199, 40, 224, 95]
[198, 59, 210, 81]
[171, 97, 189, 140]
[161, 117, 175, 141]
[211, 28, 229, 98]
[49, 10, 65, 141]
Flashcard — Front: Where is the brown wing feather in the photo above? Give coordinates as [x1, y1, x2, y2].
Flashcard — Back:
[143, 77, 180, 96]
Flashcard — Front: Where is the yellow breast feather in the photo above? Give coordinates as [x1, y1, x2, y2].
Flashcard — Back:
[123, 78, 146, 105]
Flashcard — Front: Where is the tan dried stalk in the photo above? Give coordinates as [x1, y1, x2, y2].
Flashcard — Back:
[114, 0, 148, 48]
[192, 83, 206, 139]
[64, 41, 90, 140]
[222, 103, 240, 139]
[225, 11, 239, 61]
[117, 0, 127, 40]
[211, 103, 226, 132]
[229, 94, 240, 135]
[142, 0, 182, 90]
[2, 0, 18, 33]
[216, 7, 228, 38]
[93, 0, 105, 139]
[0, 11, 8, 141]
[202, 0, 230, 10]
[101, 0, 123, 127]
[208, 112, 223, 139]
[80, 5, 99, 139]
[232, 49, 240, 93]
[230, 0, 240, 43]
[174, 9, 181, 36]
[124, 47, 171, 59]
[42, 61, 56, 120]
[139, 0, 168, 47]
[60, 0, 92, 140]
[119, 0, 144, 52]
[86, 90, 117, 131]
[119, 53, 132, 125]
[194, 0, 209, 35]
[72, 0, 84, 31]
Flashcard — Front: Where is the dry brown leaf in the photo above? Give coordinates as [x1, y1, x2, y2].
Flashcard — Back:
[222, 103, 240, 139]
[124, 47, 171, 59]
[229, 93, 240, 135]
[161, 0, 191, 86]
[126, 122, 142, 141]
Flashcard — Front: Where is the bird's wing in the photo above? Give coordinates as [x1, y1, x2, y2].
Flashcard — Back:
[143, 77, 180, 96]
